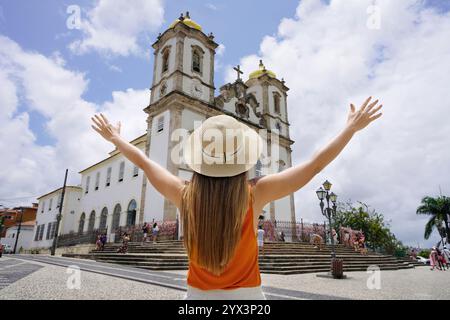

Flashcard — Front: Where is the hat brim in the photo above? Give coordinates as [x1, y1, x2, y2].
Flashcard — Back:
[183, 122, 264, 177]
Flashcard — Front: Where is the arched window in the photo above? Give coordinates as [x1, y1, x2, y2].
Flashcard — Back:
[162, 49, 170, 73]
[193, 51, 201, 73]
[191, 45, 204, 75]
[112, 204, 121, 231]
[273, 92, 281, 114]
[127, 200, 137, 226]
[78, 212, 85, 234]
[88, 210, 96, 232]
[99, 207, 108, 231]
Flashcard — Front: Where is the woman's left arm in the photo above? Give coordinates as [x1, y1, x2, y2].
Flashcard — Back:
[253, 96, 383, 208]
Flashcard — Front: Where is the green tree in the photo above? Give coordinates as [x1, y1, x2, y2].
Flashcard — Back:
[416, 196, 450, 243]
[418, 249, 431, 258]
[333, 200, 400, 253]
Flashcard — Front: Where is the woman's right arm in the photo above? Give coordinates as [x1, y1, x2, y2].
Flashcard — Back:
[91, 113, 184, 209]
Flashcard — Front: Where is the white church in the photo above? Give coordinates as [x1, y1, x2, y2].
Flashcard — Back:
[31, 12, 296, 249]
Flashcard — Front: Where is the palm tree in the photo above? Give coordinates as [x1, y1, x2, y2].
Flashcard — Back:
[416, 196, 450, 243]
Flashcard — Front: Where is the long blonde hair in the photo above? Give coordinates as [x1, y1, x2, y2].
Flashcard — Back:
[181, 171, 250, 275]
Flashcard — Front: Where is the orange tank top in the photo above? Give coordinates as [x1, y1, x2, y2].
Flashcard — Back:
[186, 185, 261, 290]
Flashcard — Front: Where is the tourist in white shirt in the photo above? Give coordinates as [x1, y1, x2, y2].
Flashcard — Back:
[257, 226, 265, 256]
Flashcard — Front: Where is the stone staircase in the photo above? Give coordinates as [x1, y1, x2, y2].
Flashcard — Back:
[63, 240, 420, 275]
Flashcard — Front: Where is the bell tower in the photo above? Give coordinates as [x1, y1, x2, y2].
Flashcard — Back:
[140, 14, 296, 234]
[140, 12, 220, 224]
[149, 11, 219, 105]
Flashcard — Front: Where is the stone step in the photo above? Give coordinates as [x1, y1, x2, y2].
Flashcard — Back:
[94, 259, 404, 269]
[64, 240, 414, 275]
[91, 256, 406, 269]
[95, 249, 365, 255]
[91, 254, 400, 263]
[90, 255, 395, 262]
[100, 242, 355, 248]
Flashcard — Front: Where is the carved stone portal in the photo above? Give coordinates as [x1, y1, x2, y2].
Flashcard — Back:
[214, 80, 264, 125]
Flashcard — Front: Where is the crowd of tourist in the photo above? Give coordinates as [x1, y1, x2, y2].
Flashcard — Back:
[93, 221, 161, 254]
[95, 233, 107, 251]
[141, 221, 159, 244]
[430, 246, 450, 271]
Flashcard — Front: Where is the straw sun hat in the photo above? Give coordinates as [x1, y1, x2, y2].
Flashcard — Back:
[183, 115, 264, 177]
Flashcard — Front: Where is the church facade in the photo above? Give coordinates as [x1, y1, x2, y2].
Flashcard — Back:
[31, 13, 296, 248]
[142, 12, 295, 225]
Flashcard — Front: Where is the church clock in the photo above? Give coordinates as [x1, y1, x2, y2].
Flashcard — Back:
[191, 79, 203, 98]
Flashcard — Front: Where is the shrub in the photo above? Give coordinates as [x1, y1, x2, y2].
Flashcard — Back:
[418, 249, 431, 258]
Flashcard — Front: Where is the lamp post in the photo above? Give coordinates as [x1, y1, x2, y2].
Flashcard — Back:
[0, 204, 5, 236]
[13, 207, 24, 254]
[316, 180, 345, 279]
[51, 169, 68, 256]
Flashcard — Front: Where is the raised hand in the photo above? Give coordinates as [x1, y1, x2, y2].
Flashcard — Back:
[91, 113, 121, 142]
[347, 96, 383, 133]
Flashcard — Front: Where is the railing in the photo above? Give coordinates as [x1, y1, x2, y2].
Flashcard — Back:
[55, 218, 362, 248]
[260, 219, 362, 247]
[111, 220, 178, 243]
[260, 219, 326, 242]
[55, 220, 179, 247]
[57, 228, 107, 247]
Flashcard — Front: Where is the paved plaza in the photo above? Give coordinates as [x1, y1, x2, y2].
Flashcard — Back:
[0, 255, 448, 300]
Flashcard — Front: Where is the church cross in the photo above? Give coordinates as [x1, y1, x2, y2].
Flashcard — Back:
[233, 65, 243, 80]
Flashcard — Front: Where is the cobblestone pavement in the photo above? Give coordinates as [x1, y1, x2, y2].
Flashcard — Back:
[0, 256, 184, 300]
[1, 255, 449, 300]
[0, 258, 43, 290]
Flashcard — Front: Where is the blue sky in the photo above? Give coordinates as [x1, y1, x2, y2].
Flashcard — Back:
[0, 0, 299, 146]
[1, 0, 450, 248]
[0, 0, 447, 146]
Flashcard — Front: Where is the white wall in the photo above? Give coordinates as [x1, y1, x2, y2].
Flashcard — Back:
[2, 226, 34, 251]
[32, 188, 80, 249]
[154, 37, 177, 85]
[155, 78, 175, 101]
[60, 190, 82, 234]
[246, 85, 264, 124]
[182, 37, 211, 83]
[145, 109, 171, 222]
[78, 151, 145, 236]
[181, 108, 206, 130]
[268, 85, 287, 121]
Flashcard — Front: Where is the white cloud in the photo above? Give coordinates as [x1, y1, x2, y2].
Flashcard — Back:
[214, 43, 226, 71]
[0, 35, 149, 206]
[229, 0, 450, 247]
[205, 3, 219, 11]
[69, 0, 165, 56]
[216, 43, 225, 56]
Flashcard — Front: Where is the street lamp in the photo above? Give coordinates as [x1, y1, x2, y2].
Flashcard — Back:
[316, 187, 326, 200]
[323, 180, 332, 191]
[316, 180, 345, 279]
